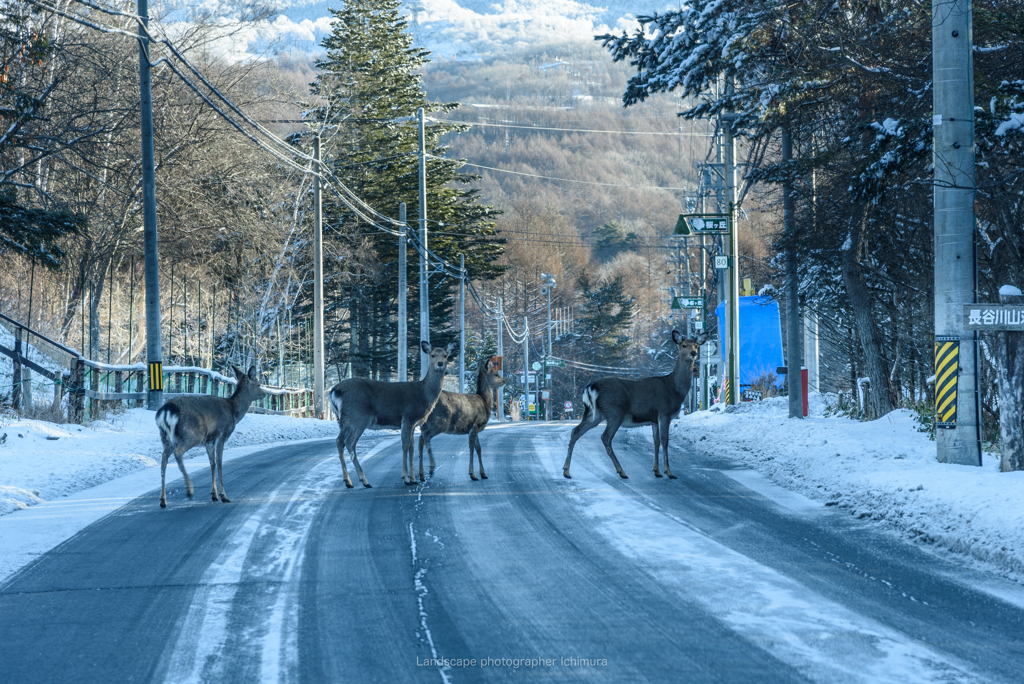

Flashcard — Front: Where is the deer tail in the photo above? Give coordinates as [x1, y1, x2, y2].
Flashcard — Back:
[155, 404, 180, 446]
[328, 387, 344, 422]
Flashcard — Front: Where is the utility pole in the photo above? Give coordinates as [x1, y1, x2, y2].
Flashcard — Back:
[418, 107, 430, 378]
[540, 273, 556, 420]
[459, 254, 466, 393]
[523, 317, 529, 420]
[398, 202, 408, 382]
[723, 78, 740, 405]
[782, 126, 803, 419]
[313, 135, 325, 418]
[933, 0, 981, 465]
[139, 0, 162, 410]
[497, 297, 504, 422]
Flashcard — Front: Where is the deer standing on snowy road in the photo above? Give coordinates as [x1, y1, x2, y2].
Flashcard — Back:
[155, 365, 264, 508]
[417, 356, 505, 481]
[563, 330, 708, 480]
[329, 341, 456, 487]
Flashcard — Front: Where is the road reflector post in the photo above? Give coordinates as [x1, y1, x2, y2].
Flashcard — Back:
[935, 337, 960, 428]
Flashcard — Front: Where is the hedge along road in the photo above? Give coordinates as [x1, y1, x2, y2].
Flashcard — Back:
[1, 422, 1024, 683]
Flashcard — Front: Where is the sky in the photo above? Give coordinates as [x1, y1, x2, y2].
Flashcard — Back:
[160, 0, 680, 62]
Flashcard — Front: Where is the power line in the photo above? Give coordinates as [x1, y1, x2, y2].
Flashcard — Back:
[436, 118, 714, 138]
[453, 160, 698, 191]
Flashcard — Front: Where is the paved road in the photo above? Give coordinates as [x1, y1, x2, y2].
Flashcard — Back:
[2, 421, 1023, 683]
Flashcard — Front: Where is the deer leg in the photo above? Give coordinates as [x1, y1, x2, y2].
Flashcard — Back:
[206, 443, 218, 500]
[172, 446, 194, 500]
[652, 423, 662, 477]
[215, 439, 230, 502]
[417, 434, 427, 482]
[336, 433, 354, 488]
[475, 431, 487, 480]
[600, 415, 628, 479]
[563, 409, 601, 479]
[660, 415, 676, 479]
[159, 445, 172, 508]
[348, 436, 372, 489]
[427, 436, 436, 476]
[401, 421, 415, 485]
[467, 432, 478, 480]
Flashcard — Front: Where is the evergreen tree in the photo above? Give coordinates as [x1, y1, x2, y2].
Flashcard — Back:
[304, 0, 505, 380]
[573, 273, 634, 367]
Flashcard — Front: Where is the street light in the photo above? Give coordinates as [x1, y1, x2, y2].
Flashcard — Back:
[540, 273, 556, 420]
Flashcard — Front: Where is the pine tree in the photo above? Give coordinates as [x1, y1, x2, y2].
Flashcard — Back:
[304, 0, 505, 381]
[573, 273, 634, 367]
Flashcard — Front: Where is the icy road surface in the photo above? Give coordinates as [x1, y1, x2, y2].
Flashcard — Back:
[2, 421, 1023, 683]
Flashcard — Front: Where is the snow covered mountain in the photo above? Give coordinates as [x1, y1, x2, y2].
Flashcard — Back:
[235, 1, 679, 61]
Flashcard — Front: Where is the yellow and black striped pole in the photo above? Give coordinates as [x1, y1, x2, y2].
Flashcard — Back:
[934, 337, 959, 428]
[149, 362, 163, 392]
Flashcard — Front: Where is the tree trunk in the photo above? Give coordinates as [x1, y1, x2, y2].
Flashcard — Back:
[841, 212, 897, 418]
[995, 292, 1024, 471]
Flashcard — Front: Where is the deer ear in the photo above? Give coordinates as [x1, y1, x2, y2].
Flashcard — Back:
[696, 331, 710, 346]
[232, 365, 244, 379]
[446, 341, 458, 355]
[672, 330, 684, 345]
[420, 340, 431, 355]
[247, 365, 258, 381]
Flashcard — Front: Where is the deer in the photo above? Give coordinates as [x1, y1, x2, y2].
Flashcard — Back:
[417, 356, 506, 481]
[155, 365, 264, 508]
[328, 341, 456, 487]
[563, 330, 709, 480]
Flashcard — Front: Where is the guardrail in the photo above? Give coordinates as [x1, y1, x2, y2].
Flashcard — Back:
[1, 311, 315, 423]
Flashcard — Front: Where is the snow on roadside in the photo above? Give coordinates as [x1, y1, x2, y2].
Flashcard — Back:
[673, 395, 1024, 580]
[0, 408, 340, 516]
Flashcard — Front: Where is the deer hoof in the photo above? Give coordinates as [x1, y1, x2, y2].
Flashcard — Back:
[211, 493, 218, 502]
[563, 470, 572, 479]
[363, 482, 372, 489]
[469, 473, 478, 481]
[345, 480, 354, 489]
[220, 495, 231, 503]
[619, 472, 629, 479]
[480, 473, 488, 480]
[187, 490, 193, 499]
[667, 473, 677, 480]
[160, 500, 166, 508]
[654, 470, 663, 478]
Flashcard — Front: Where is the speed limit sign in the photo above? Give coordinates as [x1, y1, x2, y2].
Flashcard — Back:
[564, 401, 573, 411]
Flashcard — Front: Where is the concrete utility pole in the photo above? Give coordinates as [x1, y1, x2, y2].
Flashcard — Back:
[723, 79, 740, 405]
[933, 0, 981, 465]
[313, 136, 325, 418]
[541, 273, 556, 420]
[497, 297, 504, 422]
[782, 127, 803, 419]
[523, 317, 529, 420]
[418, 107, 430, 378]
[459, 254, 466, 393]
[398, 203, 407, 382]
[138, 0, 163, 410]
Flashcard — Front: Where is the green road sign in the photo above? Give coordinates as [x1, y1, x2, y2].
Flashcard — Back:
[671, 297, 682, 310]
[680, 297, 703, 308]
[674, 214, 730, 235]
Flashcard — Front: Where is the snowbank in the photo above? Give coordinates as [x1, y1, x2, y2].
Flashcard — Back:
[0, 408, 340, 516]
[674, 395, 1024, 580]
